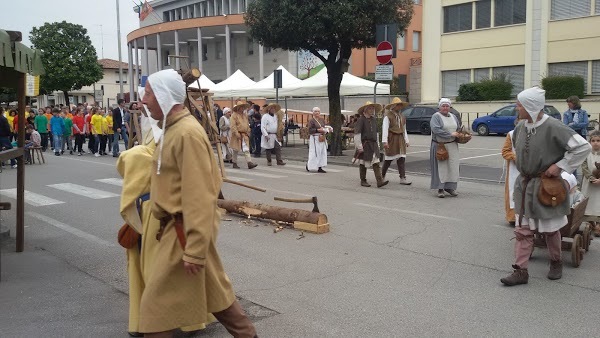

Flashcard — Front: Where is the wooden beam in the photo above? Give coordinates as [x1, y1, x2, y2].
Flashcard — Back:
[0, 148, 24, 162]
[16, 72, 25, 252]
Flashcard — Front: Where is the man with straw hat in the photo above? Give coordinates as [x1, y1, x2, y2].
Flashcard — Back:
[382, 97, 412, 185]
[140, 70, 257, 337]
[354, 101, 389, 188]
[230, 101, 258, 169]
[261, 102, 286, 166]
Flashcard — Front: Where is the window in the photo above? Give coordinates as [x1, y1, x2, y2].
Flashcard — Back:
[216, 1, 222, 15]
[401, 108, 414, 118]
[163, 12, 170, 22]
[443, 3, 472, 33]
[202, 44, 208, 61]
[496, 107, 516, 117]
[164, 51, 170, 66]
[397, 31, 406, 50]
[474, 68, 490, 81]
[476, 0, 491, 29]
[551, 0, 591, 20]
[495, 0, 526, 26]
[549, 61, 589, 90]
[592, 60, 600, 94]
[215, 41, 223, 59]
[248, 38, 254, 55]
[189, 5, 195, 18]
[412, 31, 421, 51]
[413, 0, 421, 4]
[265, 46, 272, 53]
[597, 0, 600, 14]
[493, 65, 525, 95]
[442, 70, 471, 97]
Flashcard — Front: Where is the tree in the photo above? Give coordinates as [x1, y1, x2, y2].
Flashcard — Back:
[30, 21, 103, 104]
[245, 0, 413, 155]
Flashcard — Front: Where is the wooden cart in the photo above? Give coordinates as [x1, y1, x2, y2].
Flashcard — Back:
[533, 197, 592, 267]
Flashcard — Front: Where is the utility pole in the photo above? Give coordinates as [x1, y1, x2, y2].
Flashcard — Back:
[100, 24, 104, 59]
[116, 0, 124, 99]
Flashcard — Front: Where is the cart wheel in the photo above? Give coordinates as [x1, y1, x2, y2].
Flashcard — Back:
[583, 224, 592, 252]
[572, 234, 583, 267]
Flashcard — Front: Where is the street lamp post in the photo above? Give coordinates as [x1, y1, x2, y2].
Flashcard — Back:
[116, 0, 124, 100]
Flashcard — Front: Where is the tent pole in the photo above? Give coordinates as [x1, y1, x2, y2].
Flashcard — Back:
[373, 82, 378, 103]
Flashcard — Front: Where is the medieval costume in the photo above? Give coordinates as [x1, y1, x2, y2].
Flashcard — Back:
[501, 130, 519, 225]
[140, 70, 257, 336]
[229, 101, 257, 169]
[501, 87, 590, 286]
[261, 103, 285, 166]
[306, 107, 329, 173]
[381, 97, 411, 185]
[219, 107, 232, 163]
[354, 101, 388, 188]
[430, 98, 461, 198]
[581, 148, 600, 236]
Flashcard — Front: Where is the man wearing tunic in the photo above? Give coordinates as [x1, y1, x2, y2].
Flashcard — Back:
[381, 97, 411, 185]
[219, 107, 232, 163]
[354, 101, 389, 188]
[306, 106, 329, 173]
[230, 101, 258, 169]
[141, 70, 257, 337]
[261, 103, 286, 166]
[501, 87, 591, 286]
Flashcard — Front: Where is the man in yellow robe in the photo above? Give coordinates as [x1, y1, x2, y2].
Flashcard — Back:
[117, 94, 210, 336]
[140, 69, 257, 337]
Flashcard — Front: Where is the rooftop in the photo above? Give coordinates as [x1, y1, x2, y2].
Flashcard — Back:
[98, 58, 129, 70]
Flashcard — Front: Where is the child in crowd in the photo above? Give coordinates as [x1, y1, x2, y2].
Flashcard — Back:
[581, 130, 600, 236]
[562, 172, 583, 208]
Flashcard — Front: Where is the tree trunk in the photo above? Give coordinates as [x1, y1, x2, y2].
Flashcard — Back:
[326, 61, 343, 156]
[217, 199, 328, 225]
[62, 90, 70, 106]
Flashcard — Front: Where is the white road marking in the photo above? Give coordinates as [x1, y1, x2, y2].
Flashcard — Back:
[355, 203, 463, 222]
[59, 156, 116, 167]
[258, 167, 315, 176]
[27, 212, 116, 247]
[460, 153, 502, 161]
[95, 178, 123, 186]
[284, 164, 344, 173]
[48, 183, 120, 199]
[407, 150, 431, 154]
[410, 145, 500, 151]
[223, 176, 252, 182]
[0, 189, 65, 207]
[224, 170, 286, 179]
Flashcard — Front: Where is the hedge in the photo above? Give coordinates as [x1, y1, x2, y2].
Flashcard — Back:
[457, 83, 481, 101]
[457, 75, 513, 101]
[541, 75, 585, 100]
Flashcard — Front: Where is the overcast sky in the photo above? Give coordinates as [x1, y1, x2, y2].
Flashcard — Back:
[4, 0, 142, 62]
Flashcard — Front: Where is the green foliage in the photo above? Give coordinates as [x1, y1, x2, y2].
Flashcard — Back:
[245, 0, 414, 156]
[457, 74, 513, 101]
[457, 83, 481, 101]
[541, 75, 585, 100]
[0, 87, 17, 104]
[30, 21, 103, 100]
[361, 76, 407, 96]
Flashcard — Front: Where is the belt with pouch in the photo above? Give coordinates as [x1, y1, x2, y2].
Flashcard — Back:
[156, 213, 187, 249]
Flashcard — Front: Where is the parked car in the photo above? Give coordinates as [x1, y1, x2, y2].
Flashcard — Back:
[471, 104, 561, 136]
[401, 105, 461, 135]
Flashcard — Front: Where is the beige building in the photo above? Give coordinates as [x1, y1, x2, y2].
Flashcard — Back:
[421, 0, 600, 103]
[37, 59, 134, 108]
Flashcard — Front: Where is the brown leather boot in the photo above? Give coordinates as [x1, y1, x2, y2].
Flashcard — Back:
[547, 260, 563, 280]
[593, 223, 600, 237]
[373, 163, 389, 188]
[212, 300, 257, 338]
[500, 265, 529, 286]
[359, 165, 370, 187]
[248, 162, 258, 169]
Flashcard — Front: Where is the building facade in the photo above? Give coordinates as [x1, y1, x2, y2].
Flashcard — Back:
[421, 0, 600, 103]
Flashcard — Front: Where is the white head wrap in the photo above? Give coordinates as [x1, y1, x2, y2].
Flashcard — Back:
[561, 171, 578, 191]
[223, 107, 231, 115]
[137, 85, 163, 145]
[438, 98, 452, 108]
[147, 69, 186, 175]
[517, 87, 545, 122]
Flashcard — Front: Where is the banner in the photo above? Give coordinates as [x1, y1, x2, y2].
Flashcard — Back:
[25, 74, 40, 97]
[140, 0, 154, 21]
[297, 50, 328, 79]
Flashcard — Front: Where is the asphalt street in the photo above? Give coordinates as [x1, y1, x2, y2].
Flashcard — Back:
[1, 134, 600, 337]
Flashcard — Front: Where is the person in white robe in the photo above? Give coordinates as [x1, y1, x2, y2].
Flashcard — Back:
[306, 107, 330, 173]
[261, 103, 285, 166]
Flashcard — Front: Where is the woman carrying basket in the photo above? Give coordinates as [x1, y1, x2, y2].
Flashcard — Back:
[430, 98, 467, 198]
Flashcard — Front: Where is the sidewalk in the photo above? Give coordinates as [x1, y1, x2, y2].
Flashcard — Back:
[0, 240, 128, 336]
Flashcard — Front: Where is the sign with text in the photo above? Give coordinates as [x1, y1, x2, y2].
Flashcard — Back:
[94, 90, 103, 102]
[25, 74, 40, 97]
[375, 64, 394, 81]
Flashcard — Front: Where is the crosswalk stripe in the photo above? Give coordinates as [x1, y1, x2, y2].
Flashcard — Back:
[95, 178, 123, 186]
[224, 170, 285, 179]
[283, 164, 345, 173]
[28, 212, 116, 247]
[257, 167, 314, 176]
[223, 176, 252, 182]
[0, 189, 65, 207]
[48, 183, 119, 199]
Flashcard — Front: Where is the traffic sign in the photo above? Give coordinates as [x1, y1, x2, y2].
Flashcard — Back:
[375, 64, 394, 81]
[376, 41, 393, 65]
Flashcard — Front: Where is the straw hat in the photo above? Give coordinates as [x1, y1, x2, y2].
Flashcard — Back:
[232, 100, 250, 113]
[385, 97, 409, 111]
[357, 101, 383, 115]
[266, 102, 281, 113]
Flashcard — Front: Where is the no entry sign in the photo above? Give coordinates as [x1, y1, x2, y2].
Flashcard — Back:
[376, 41, 393, 65]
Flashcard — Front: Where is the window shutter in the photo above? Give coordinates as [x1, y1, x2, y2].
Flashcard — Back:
[442, 70, 471, 97]
[493, 66, 525, 95]
[592, 61, 600, 94]
[551, 0, 591, 20]
[474, 68, 490, 81]
[476, 0, 492, 29]
[548, 62, 589, 89]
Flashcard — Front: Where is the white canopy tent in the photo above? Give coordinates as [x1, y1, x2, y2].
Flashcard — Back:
[188, 74, 216, 91]
[229, 65, 301, 98]
[209, 69, 256, 97]
[279, 68, 390, 97]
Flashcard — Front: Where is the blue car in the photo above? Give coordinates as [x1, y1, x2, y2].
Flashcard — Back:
[471, 104, 561, 136]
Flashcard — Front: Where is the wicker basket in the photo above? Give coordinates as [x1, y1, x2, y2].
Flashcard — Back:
[456, 126, 472, 144]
